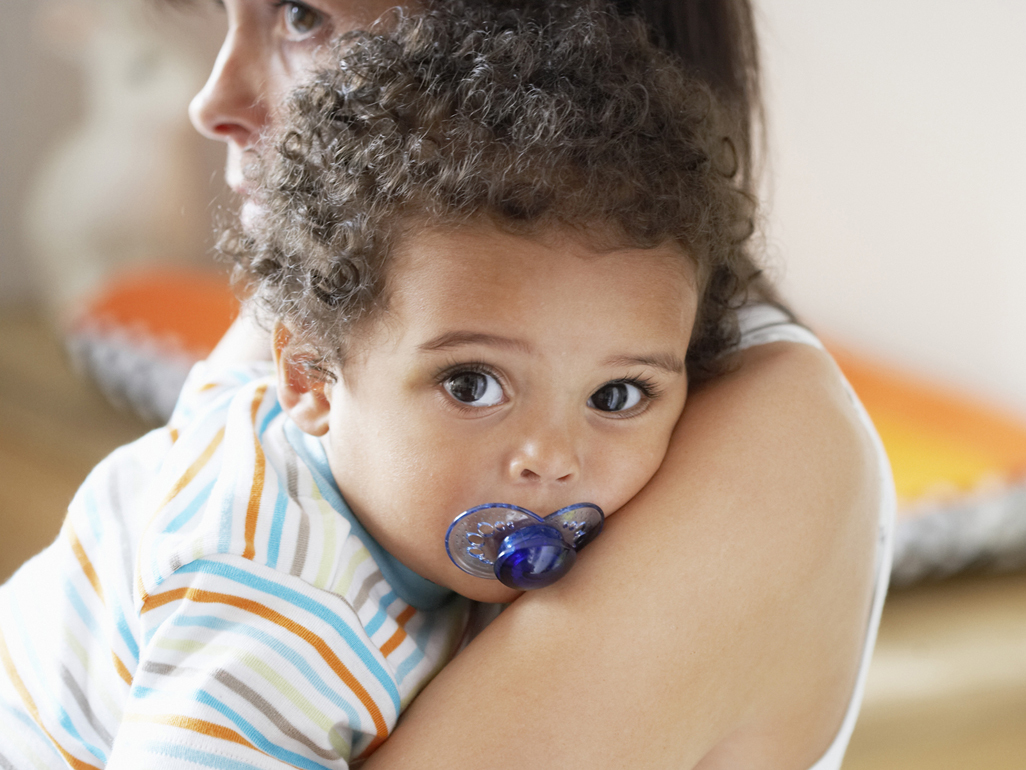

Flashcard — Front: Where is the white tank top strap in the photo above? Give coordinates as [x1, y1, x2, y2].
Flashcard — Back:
[734, 303, 825, 352]
[733, 303, 896, 770]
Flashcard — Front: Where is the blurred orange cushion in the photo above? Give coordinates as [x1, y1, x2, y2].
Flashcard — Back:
[827, 344, 1026, 510]
[66, 266, 238, 421]
[69, 266, 239, 359]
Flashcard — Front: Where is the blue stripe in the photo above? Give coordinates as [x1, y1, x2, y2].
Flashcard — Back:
[165, 479, 217, 534]
[63, 579, 100, 638]
[15, 621, 107, 763]
[393, 614, 432, 685]
[0, 701, 65, 763]
[193, 689, 334, 770]
[58, 709, 107, 763]
[258, 400, 283, 438]
[266, 486, 288, 570]
[11, 616, 106, 767]
[362, 591, 399, 637]
[137, 743, 266, 770]
[113, 596, 140, 663]
[175, 559, 400, 713]
[172, 613, 363, 731]
[132, 682, 352, 765]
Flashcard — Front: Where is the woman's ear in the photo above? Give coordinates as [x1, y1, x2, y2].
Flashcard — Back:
[273, 322, 332, 436]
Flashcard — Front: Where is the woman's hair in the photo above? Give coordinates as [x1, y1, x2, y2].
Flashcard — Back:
[225, 1, 762, 380]
[613, 0, 762, 194]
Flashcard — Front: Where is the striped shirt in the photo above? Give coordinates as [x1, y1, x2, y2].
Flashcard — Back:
[0, 362, 481, 769]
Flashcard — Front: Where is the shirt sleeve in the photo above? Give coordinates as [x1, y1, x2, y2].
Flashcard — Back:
[108, 554, 403, 769]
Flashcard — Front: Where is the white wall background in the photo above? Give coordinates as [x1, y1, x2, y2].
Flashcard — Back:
[758, 0, 1026, 415]
[0, 0, 80, 306]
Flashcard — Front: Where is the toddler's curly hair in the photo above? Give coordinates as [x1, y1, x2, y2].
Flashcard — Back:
[225, 0, 764, 380]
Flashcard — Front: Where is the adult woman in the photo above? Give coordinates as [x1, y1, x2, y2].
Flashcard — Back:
[194, 1, 887, 767]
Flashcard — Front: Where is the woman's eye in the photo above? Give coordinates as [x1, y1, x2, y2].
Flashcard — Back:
[588, 381, 644, 413]
[444, 371, 504, 407]
[281, 1, 323, 36]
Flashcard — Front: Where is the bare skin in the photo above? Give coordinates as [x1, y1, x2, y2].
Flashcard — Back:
[196, 1, 882, 766]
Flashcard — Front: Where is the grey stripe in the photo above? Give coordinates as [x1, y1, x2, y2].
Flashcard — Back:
[143, 661, 176, 676]
[350, 569, 385, 615]
[59, 664, 114, 746]
[142, 661, 342, 759]
[284, 441, 300, 500]
[291, 513, 310, 577]
[212, 668, 340, 760]
[0, 749, 18, 770]
[284, 445, 310, 577]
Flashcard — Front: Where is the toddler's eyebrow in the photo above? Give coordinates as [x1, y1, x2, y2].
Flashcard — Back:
[419, 331, 533, 354]
[605, 354, 685, 374]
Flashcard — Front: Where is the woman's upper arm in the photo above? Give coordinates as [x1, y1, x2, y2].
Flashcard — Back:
[364, 340, 883, 770]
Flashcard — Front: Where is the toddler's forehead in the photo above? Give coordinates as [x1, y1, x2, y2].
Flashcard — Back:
[380, 221, 698, 324]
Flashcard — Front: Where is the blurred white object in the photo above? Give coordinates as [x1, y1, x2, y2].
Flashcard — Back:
[23, 0, 221, 318]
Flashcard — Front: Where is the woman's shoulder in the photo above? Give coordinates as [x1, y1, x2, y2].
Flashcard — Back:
[683, 304, 894, 768]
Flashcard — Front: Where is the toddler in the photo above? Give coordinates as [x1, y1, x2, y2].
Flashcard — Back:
[0, 3, 760, 767]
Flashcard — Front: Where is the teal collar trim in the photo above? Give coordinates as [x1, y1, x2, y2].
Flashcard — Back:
[285, 421, 454, 612]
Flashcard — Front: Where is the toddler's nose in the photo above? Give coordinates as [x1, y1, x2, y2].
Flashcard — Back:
[507, 426, 580, 485]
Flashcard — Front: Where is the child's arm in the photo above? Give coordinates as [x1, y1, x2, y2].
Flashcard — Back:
[361, 341, 881, 769]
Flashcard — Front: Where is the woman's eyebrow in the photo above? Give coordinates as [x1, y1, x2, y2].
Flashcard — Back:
[605, 353, 685, 374]
[418, 331, 533, 354]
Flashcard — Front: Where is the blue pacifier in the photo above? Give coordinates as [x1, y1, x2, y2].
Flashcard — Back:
[445, 503, 604, 590]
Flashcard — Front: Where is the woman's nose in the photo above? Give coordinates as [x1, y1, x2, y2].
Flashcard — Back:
[188, 24, 268, 148]
[507, 421, 581, 485]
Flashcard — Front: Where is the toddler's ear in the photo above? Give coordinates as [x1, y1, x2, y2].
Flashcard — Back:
[274, 322, 332, 436]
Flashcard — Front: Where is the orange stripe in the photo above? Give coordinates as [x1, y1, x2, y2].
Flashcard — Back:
[242, 384, 268, 561]
[123, 713, 255, 749]
[141, 587, 390, 742]
[137, 427, 225, 603]
[64, 523, 104, 603]
[112, 652, 133, 686]
[380, 605, 417, 658]
[358, 732, 388, 759]
[158, 427, 226, 513]
[0, 628, 102, 770]
[168, 426, 180, 443]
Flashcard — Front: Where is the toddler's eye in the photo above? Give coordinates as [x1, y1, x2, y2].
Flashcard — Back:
[588, 381, 644, 413]
[279, 1, 323, 36]
[444, 371, 504, 407]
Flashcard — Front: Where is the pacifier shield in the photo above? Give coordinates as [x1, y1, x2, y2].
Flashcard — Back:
[445, 502, 604, 589]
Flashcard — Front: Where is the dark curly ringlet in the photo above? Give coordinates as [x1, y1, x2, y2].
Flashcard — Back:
[224, 0, 764, 381]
